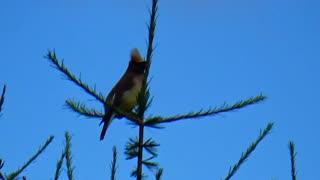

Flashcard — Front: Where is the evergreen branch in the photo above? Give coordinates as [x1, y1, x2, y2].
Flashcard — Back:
[0, 85, 6, 113]
[144, 117, 164, 129]
[46, 51, 142, 126]
[155, 168, 163, 180]
[22, 176, 27, 180]
[0, 159, 4, 169]
[147, 94, 266, 125]
[135, 0, 158, 179]
[65, 99, 104, 118]
[130, 170, 147, 179]
[110, 146, 118, 180]
[66, 99, 141, 125]
[54, 150, 66, 180]
[106, 103, 141, 124]
[136, 0, 158, 116]
[142, 157, 158, 171]
[7, 136, 54, 180]
[126, 150, 139, 160]
[45, 50, 105, 104]
[143, 138, 160, 157]
[64, 132, 74, 180]
[131, 169, 138, 177]
[224, 122, 273, 180]
[289, 141, 297, 180]
[126, 138, 159, 160]
[136, 85, 152, 118]
[0, 159, 4, 180]
[135, 85, 150, 179]
[145, 0, 158, 66]
[125, 137, 139, 160]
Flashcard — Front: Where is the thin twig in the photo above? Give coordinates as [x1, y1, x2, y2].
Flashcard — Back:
[145, 94, 266, 126]
[54, 150, 66, 180]
[225, 122, 273, 180]
[289, 141, 297, 180]
[65, 132, 74, 180]
[155, 168, 163, 180]
[7, 136, 54, 180]
[0, 85, 6, 113]
[110, 146, 118, 180]
[45, 51, 105, 104]
[65, 99, 104, 118]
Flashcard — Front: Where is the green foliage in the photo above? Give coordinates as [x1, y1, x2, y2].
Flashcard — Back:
[66, 99, 104, 118]
[0, 85, 6, 114]
[136, 0, 158, 117]
[144, 94, 266, 127]
[143, 138, 159, 157]
[45, 51, 105, 103]
[155, 168, 163, 180]
[289, 141, 297, 180]
[225, 122, 274, 180]
[110, 146, 118, 180]
[52, 132, 75, 180]
[6, 136, 54, 180]
[0, 160, 4, 170]
[46, 52, 142, 125]
[134, 1, 158, 178]
[0, 0, 301, 178]
[125, 137, 140, 160]
[54, 149, 65, 180]
[41, 0, 298, 180]
[125, 137, 159, 170]
[65, 132, 74, 180]
[0, 159, 5, 180]
[43, 1, 269, 178]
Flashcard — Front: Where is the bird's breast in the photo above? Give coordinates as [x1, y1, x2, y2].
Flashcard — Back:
[120, 75, 144, 111]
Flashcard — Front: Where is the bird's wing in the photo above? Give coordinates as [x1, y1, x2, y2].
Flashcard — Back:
[106, 71, 135, 106]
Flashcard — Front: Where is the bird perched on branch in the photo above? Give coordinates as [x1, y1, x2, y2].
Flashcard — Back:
[100, 48, 147, 140]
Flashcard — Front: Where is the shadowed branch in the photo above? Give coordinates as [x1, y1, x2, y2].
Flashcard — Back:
[0, 85, 6, 113]
[135, 0, 158, 179]
[54, 149, 65, 180]
[66, 99, 141, 125]
[145, 94, 266, 127]
[65, 99, 104, 118]
[110, 146, 118, 180]
[45, 51, 105, 104]
[289, 141, 297, 180]
[155, 168, 163, 180]
[64, 132, 74, 180]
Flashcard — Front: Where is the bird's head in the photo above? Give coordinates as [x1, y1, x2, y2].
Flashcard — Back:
[129, 48, 147, 73]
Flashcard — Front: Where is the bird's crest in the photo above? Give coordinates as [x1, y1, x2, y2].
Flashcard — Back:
[131, 48, 144, 63]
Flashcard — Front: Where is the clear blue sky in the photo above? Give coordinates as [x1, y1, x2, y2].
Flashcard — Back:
[1, 0, 319, 179]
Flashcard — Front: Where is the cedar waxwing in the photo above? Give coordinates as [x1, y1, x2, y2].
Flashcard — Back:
[100, 48, 147, 140]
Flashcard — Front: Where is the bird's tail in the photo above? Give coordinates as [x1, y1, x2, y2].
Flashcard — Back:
[100, 110, 116, 140]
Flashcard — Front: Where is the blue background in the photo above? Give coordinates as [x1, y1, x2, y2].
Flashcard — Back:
[1, 0, 319, 179]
